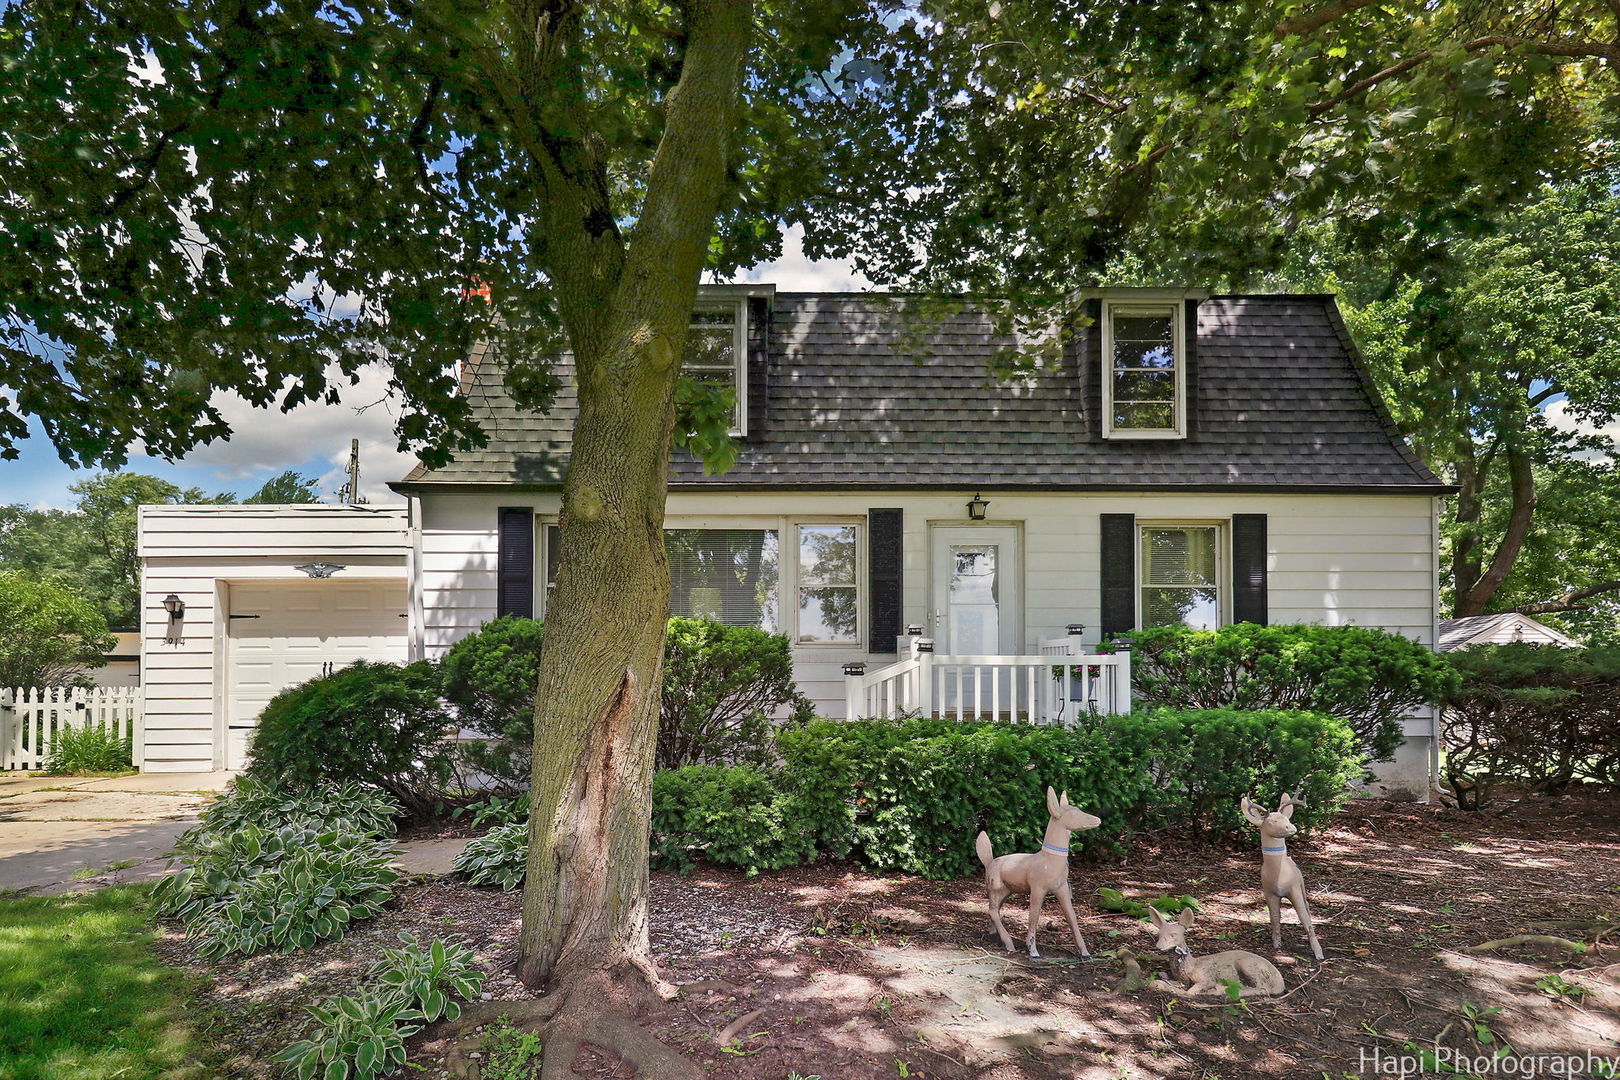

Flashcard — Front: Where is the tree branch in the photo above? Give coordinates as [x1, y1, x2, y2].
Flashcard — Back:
[1516, 581, 1620, 614]
[1275, 0, 1385, 39]
[1456, 444, 1537, 617]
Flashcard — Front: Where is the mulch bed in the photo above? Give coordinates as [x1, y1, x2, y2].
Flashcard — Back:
[160, 789, 1620, 1079]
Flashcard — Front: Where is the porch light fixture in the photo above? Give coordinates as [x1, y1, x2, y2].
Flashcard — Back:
[904, 624, 924, 636]
[1066, 623, 1087, 636]
[966, 492, 990, 521]
[161, 594, 185, 645]
[842, 662, 866, 677]
[914, 638, 935, 653]
[294, 562, 347, 579]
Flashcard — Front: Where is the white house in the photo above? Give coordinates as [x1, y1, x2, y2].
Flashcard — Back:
[138, 288, 1449, 795]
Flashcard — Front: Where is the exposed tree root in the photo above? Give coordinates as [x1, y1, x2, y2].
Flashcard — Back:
[1464, 934, 1587, 954]
[440, 969, 703, 1080]
[713, 1007, 766, 1046]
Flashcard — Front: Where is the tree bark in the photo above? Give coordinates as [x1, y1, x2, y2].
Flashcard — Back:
[515, 0, 752, 1007]
[1454, 443, 1537, 617]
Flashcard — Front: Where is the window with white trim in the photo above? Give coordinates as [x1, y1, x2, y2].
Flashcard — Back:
[686, 298, 748, 435]
[542, 526, 779, 632]
[1139, 524, 1220, 629]
[795, 523, 860, 643]
[1103, 301, 1184, 438]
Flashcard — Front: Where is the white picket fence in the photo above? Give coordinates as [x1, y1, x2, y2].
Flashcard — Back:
[0, 687, 144, 771]
[844, 635, 1131, 724]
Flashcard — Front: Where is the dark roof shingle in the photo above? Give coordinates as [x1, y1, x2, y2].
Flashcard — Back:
[396, 294, 1444, 491]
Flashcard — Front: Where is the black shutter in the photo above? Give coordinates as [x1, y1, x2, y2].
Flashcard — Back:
[868, 508, 903, 653]
[1182, 298, 1199, 439]
[497, 507, 535, 618]
[1082, 298, 1104, 439]
[1231, 514, 1268, 625]
[1100, 513, 1136, 636]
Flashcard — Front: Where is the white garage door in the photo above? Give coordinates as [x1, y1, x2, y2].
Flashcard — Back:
[225, 580, 408, 769]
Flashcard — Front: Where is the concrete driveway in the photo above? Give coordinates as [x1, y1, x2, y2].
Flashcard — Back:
[0, 771, 233, 894]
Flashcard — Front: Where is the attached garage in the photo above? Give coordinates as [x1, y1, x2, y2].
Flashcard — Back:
[138, 504, 412, 772]
[223, 579, 408, 769]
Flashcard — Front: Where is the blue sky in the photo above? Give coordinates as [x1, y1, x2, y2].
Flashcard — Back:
[0, 228, 865, 509]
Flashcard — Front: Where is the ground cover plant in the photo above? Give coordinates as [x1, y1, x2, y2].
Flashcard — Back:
[0, 885, 211, 1080]
[274, 933, 484, 1080]
[192, 777, 402, 837]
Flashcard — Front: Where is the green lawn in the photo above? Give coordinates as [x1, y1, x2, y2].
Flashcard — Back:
[0, 885, 212, 1080]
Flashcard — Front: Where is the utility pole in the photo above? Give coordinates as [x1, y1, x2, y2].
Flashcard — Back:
[340, 438, 362, 504]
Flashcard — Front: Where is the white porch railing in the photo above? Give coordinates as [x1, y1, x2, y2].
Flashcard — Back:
[843, 635, 1131, 723]
[0, 687, 144, 770]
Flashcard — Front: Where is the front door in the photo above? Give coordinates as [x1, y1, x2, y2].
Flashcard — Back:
[930, 525, 1022, 656]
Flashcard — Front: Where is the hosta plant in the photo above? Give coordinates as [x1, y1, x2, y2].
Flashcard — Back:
[451, 821, 528, 891]
[153, 824, 400, 957]
[273, 992, 419, 1080]
[276, 935, 486, 1080]
[189, 777, 401, 840]
[369, 932, 485, 1022]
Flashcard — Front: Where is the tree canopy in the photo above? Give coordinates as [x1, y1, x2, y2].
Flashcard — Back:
[0, 570, 116, 687]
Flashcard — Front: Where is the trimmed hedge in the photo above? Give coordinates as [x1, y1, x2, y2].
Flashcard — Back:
[775, 710, 1360, 878]
[244, 660, 453, 814]
[1126, 623, 1458, 761]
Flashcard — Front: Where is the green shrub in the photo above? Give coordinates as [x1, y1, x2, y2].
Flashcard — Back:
[152, 824, 400, 957]
[1441, 643, 1620, 808]
[194, 777, 401, 837]
[659, 618, 814, 770]
[274, 934, 484, 1080]
[439, 616, 545, 790]
[43, 724, 132, 774]
[774, 711, 1361, 878]
[1125, 623, 1458, 760]
[440, 616, 814, 784]
[451, 821, 528, 891]
[651, 765, 817, 874]
[244, 660, 453, 815]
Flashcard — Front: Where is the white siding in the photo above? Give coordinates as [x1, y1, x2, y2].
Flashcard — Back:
[138, 505, 410, 772]
[414, 489, 1442, 730]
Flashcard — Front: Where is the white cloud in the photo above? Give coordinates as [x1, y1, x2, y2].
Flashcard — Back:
[1544, 399, 1620, 461]
[137, 365, 415, 503]
[719, 223, 872, 292]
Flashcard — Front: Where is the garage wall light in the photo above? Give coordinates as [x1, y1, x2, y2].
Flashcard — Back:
[294, 562, 347, 578]
[161, 594, 186, 645]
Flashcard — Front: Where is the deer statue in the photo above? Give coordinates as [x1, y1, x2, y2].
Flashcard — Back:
[976, 787, 1101, 958]
[1240, 793, 1325, 960]
[1146, 906, 1286, 998]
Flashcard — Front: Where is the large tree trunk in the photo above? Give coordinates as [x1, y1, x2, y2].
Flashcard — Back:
[1454, 443, 1537, 617]
[509, 4, 752, 1050]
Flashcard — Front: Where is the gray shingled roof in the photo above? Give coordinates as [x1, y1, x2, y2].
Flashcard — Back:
[395, 293, 1444, 492]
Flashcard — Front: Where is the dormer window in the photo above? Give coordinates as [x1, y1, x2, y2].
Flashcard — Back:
[1102, 300, 1185, 439]
[687, 297, 749, 436]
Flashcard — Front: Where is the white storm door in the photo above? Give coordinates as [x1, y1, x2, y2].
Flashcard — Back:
[225, 581, 407, 769]
[930, 526, 1022, 656]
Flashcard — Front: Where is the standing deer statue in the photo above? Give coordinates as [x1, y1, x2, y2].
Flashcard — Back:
[1146, 906, 1286, 998]
[1241, 793, 1324, 960]
[976, 787, 1101, 958]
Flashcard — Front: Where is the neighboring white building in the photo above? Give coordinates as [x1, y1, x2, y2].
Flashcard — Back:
[92, 630, 143, 688]
[137, 288, 1452, 796]
[138, 504, 409, 772]
[1437, 612, 1580, 652]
